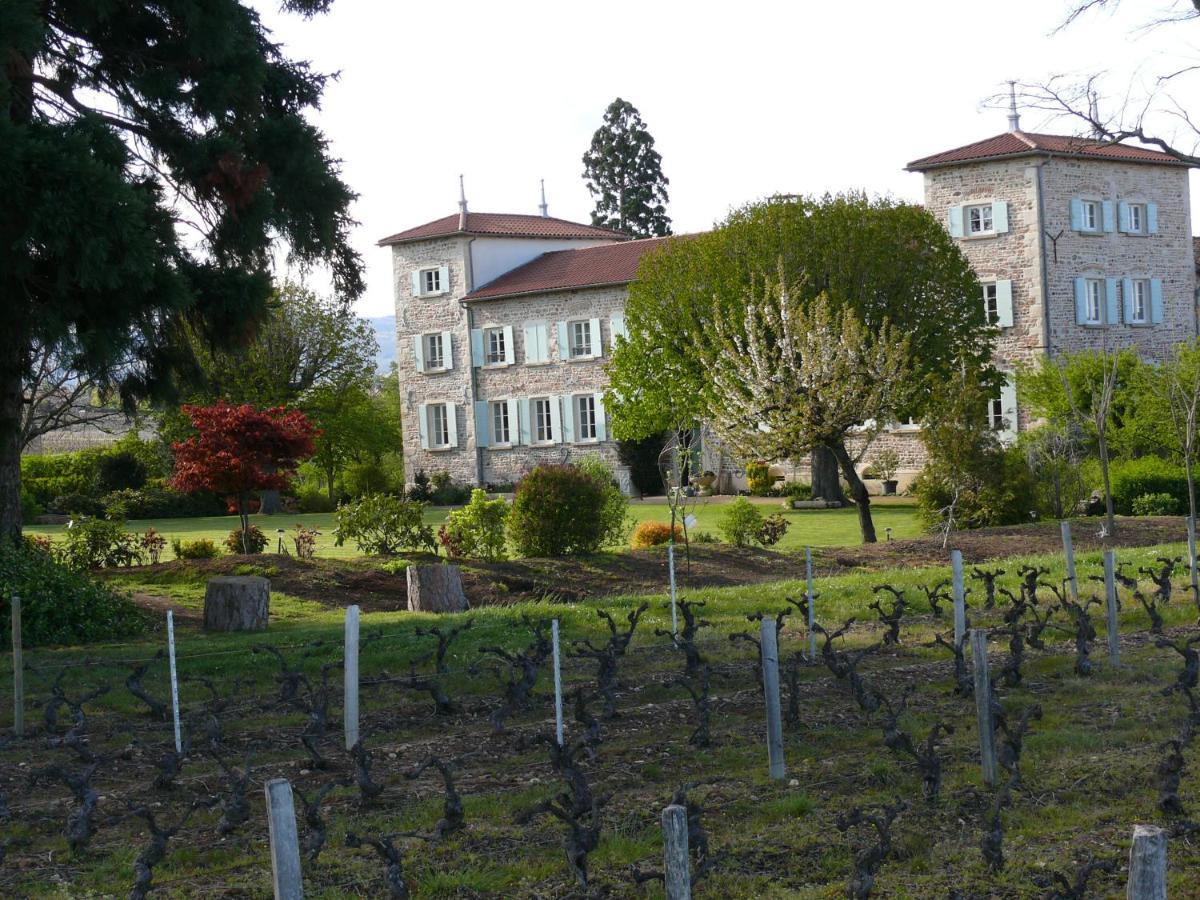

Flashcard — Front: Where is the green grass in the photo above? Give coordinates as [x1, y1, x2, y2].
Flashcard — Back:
[24, 496, 920, 560]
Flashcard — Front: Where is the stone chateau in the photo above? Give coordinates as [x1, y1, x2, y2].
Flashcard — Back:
[384, 116, 1197, 493]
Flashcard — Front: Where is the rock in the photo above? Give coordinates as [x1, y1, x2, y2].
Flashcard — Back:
[203, 576, 269, 632]
[406, 564, 469, 613]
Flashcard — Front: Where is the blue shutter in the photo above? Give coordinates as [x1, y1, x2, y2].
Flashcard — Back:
[437, 265, 450, 294]
[594, 394, 608, 442]
[474, 401, 490, 448]
[610, 314, 627, 343]
[470, 328, 484, 367]
[995, 280, 1013, 328]
[560, 396, 575, 443]
[502, 326, 514, 364]
[1147, 203, 1159, 234]
[992, 201, 1009, 234]
[410, 271, 423, 296]
[1102, 201, 1115, 233]
[412, 335, 425, 373]
[1070, 198, 1084, 231]
[441, 331, 453, 370]
[589, 317, 602, 357]
[445, 404, 458, 449]
[999, 378, 1018, 443]
[1074, 278, 1088, 324]
[548, 396, 562, 443]
[522, 322, 542, 363]
[519, 399, 532, 445]
[506, 399, 520, 445]
[1105, 278, 1119, 325]
[556, 321, 570, 360]
[1117, 201, 1130, 233]
[418, 404, 429, 450]
[1151, 279, 1164, 324]
[1122, 278, 1135, 324]
[948, 206, 964, 238]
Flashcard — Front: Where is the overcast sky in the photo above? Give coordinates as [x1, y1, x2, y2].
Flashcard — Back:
[253, 0, 1200, 317]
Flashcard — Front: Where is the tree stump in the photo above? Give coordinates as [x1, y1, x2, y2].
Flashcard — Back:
[406, 565, 469, 613]
[204, 576, 270, 631]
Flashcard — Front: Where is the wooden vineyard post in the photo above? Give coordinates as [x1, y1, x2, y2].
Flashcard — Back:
[951, 550, 966, 647]
[662, 803, 691, 899]
[970, 629, 997, 788]
[760, 618, 786, 780]
[265, 778, 304, 899]
[11, 595, 22, 739]
[344, 604, 359, 750]
[1103, 550, 1120, 667]
[1126, 824, 1167, 900]
[1061, 520, 1078, 601]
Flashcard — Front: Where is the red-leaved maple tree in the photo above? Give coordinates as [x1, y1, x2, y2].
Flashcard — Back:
[172, 401, 316, 551]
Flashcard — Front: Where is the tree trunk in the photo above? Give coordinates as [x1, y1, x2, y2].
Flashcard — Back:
[237, 492, 250, 552]
[1187, 448, 1196, 525]
[326, 466, 336, 504]
[204, 576, 270, 631]
[1098, 434, 1116, 536]
[0, 332, 27, 546]
[810, 446, 845, 503]
[406, 564, 469, 613]
[830, 440, 876, 543]
[259, 489, 282, 515]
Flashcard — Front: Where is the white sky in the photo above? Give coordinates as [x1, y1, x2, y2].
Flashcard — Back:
[253, 0, 1200, 316]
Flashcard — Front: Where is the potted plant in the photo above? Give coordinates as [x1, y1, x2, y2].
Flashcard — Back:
[696, 471, 717, 496]
[869, 449, 901, 496]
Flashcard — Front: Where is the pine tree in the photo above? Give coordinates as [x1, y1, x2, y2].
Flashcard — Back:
[0, 0, 363, 542]
[582, 98, 671, 238]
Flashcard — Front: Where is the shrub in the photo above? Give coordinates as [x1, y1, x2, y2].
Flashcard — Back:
[48, 492, 106, 517]
[617, 433, 668, 497]
[20, 486, 42, 523]
[780, 481, 813, 501]
[1132, 492, 1181, 517]
[746, 461, 773, 496]
[140, 528, 167, 564]
[21, 451, 99, 505]
[296, 487, 335, 513]
[631, 520, 683, 549]
[758, 513, 790, 547]
[1108, 457, 1190, 516]
[293, 524, 319, 559]
[380, 559, 411, 575]
[576, 455, 632, 547]
[333, 494, 436, 555]
[343, 459, 390, 498]
[171, 538, 220, 560]
[862, 448, 900, 482]
[407, 470, 433, 502]
[102, 480, 225, 519]
[912, 445, 1038, 531]
[59, 518, 144, 569]
[96, 450, 148, 493]
[430, 470, 472, 506]
[718, 498, 765, 547]
[225, 525, 268, 555]
[0, 542, 146, 646]
[691, 530, 718, 544]
[441, 489, 509, 560]
[508, 464, 615, 557]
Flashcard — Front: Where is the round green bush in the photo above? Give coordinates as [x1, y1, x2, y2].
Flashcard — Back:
[717, 497, 765, 547]
[1109, 457, 1189, 516]
[508, 464, 613, 557]
[441, 489, 509, 560]
[1131, 492, 1181, 517]
[225, 525, 268, 554]
[1, 542, 146, 646]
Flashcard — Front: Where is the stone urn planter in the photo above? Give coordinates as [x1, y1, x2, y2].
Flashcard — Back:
[203, 576, 269, 631]
[882, 479, 899, 496]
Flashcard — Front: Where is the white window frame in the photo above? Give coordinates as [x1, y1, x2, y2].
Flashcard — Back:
[987, 395, 1005, 431]
[485, 327, 507, 366]
[1085, 279, 1104, 325]
[490, 400, 512, 446]
[429, 403, 450, 449]
[1080, 200, 1099, 233]
[568, 320, 593, 359]
[1130, 278, 1150, 324]
[1128, 203, 1145, 235]
[575, 395, 598, 442]
[421, 267, 442, 295]
[424, 333, 445, 371]
[966, 203, 994, 236]
[982, 282, 998, 324]
[533, 397, 554, 443]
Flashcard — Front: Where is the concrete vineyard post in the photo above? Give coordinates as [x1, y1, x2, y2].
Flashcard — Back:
[265, 778, 304, 899]
[1103, 550, 1120, 667]
[167, 610, 181, 754]
[668, 542, 678, 636]
[970, 629, 997, 788]
[662, 803, 691, 899]
[760, 618, 786, 780]
[344, 604, 359, 751]
[1126, 824, 1167, 900]
[952, 550, 966, 647]
[1189, 516, 1198, 598]
[552, 618, 563, 747]
[1061, 520, 1078, 601]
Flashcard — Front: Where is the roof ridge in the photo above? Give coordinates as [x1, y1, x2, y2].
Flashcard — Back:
[1012, 131, 1038, 149]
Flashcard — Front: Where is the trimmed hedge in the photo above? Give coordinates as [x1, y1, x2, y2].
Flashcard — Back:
[1108, 457, 1190, 516]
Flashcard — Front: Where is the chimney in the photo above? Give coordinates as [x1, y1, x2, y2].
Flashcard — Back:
[538, 179, 548, 218]
[458, 174, 468, 230]
[1006, 80, 1021, 132]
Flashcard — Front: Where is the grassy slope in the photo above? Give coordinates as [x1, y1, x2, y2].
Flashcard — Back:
[24, 497, 921, 560]
[3, 537, 1198, 896]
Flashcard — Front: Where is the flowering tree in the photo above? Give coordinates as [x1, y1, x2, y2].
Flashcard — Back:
[172, 402, 316, 551]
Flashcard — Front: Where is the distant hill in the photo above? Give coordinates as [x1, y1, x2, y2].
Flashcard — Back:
[366, 315, 396, 373]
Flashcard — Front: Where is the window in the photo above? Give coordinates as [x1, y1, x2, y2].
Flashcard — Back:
[569, 320, 593, 358]
[966, 203, 993, 235]
[429, 403, 450, 448]
[422, 268, 442, 294]
[1130, 279, 1150, 324]
[533, 397, 554, 443]
[1085, 279, 1104, 324]
[1128, 203, 1145, 234]
[486, 327, 507, 365]
[490, 401, 511, 445]
[982, 283, 998, 324]
[424, 333, 445, 370]
[988, 395, 1005, 431]
[576, 395, 597, 441]
[1080, 200, 1099, 232]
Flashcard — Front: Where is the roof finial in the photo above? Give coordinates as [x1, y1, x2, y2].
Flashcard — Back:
[538, 179, 548, 218]
[1007, 80, 1021, 133]
[458, 174, 468, 230]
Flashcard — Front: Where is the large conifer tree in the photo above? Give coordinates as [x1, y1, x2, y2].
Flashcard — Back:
[0, 0, 363, 541]
[582, 98, 671, 238]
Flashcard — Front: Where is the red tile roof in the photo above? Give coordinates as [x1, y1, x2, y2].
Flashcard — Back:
[377, 211, 628, 246]
[464, 237, 673, 301]
[907, 131, 1190, 170]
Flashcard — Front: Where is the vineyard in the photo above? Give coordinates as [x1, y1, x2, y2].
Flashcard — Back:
[1, 538, 1199, 897]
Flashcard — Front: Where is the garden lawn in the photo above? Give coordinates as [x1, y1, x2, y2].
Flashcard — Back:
[24, 497, 920, 561]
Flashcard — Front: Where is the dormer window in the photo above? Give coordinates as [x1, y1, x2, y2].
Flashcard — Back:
[966, 203, 994, 236]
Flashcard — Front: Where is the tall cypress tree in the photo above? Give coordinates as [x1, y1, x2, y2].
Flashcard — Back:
[582, 98, 671, 238]
[0, 0, 363, 541]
